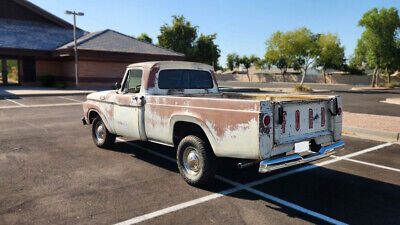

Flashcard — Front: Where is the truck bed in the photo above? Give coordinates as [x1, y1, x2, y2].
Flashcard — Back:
[144, 92, 341, 160]
[177, 92, 334, 102]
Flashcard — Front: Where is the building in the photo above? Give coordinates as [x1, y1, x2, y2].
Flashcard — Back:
[0, 0, 184, 87]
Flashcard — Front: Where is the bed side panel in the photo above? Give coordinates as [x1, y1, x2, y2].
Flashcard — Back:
[144, 96, 261, 159]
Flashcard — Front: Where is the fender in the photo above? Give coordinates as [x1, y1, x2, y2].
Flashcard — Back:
[169, 115, 218, 154]
[87, 108, 115, 134]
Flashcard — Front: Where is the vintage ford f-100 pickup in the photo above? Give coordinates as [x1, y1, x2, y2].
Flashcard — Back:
[82, 61, 344, 186]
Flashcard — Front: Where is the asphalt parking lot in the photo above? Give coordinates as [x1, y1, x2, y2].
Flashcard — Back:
[1, 95, 399, 225]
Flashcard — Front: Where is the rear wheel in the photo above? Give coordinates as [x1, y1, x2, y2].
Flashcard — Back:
[92, 117, 116, 148]
[177, 135, 216, 186]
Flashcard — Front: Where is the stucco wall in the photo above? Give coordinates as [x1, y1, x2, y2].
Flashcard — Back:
[36, 59, 62, 78]
[36, 59, 131, 87]
[217, 73, 399, 85]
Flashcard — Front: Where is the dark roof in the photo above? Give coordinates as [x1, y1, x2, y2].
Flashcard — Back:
[0, 18, 85, 51]
[12, 0, 81, 30]
[57, 29, 184, 57]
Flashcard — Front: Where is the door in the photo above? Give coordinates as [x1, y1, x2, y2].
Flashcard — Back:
[22, 56, 36, 82]
[114, 69, 144, 139]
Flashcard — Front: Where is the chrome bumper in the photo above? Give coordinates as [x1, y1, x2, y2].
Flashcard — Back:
[259, 141, 344, 173]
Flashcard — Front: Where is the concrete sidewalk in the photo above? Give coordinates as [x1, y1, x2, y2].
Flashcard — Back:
[343, 112, 400, 143]
[0, 86, 96, 98]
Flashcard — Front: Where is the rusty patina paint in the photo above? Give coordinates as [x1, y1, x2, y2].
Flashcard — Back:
[115, 94, 133, 106]
[82, 61, 341, 161]
[144, 66, 159, 89]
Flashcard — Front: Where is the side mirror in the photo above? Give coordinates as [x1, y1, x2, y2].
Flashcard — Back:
[114, 82, 121, 90]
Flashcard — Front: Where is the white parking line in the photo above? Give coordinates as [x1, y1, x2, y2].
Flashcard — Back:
[115, 139, 395, 225]
[0, 102, 82, 109]
[216, 176, 347, 225]
[331, 156, 400, 173]
[4, 98, 27, 107]
[57, 96, 84, 103]
[115, 187, 242, 225]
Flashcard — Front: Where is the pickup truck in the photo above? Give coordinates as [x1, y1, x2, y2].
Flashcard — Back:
[82, 61, 344, 186]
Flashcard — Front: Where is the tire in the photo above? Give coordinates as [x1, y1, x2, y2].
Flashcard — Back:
[92, 117, 116, 148]
[176, 135, 216, 186]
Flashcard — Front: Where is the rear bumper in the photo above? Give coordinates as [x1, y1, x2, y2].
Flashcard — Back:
[259, 141, 344, 173]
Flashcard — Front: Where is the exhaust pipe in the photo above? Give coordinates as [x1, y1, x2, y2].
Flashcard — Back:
[237, 161, 258, 169]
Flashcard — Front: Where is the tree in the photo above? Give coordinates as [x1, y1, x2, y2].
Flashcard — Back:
[289, 27, 319, 86]
[136, 33, 153, 43]
[265, 31, 299, 82]
[157, 15, 221, 69]
[158, 15, 198, 59]
[353, 7, 400, 87]
[226, 53, 240, 71]
[315, 33, 345, 83]
[225, 54, 259, 81]
[252, 56, 267, 69]
[193, 34, 221, 68]
[238, 55, 259, 81]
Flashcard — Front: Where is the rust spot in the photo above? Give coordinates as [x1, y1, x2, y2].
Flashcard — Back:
[146, 95, 258, 139]
[167, 89, 184, 95]
[145, 66, 159, 89]
[209, 70, 217, 85]
[115, 95, 132, 106]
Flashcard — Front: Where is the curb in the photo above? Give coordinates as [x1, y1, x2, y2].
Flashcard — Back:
[343, 126, 399, 144]
[0, 91, 94, 98]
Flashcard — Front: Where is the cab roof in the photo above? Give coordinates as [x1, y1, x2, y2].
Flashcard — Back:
[127, 61, 213, 70]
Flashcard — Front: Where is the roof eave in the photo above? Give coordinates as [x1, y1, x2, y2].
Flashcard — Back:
[53, 48, 185, 58]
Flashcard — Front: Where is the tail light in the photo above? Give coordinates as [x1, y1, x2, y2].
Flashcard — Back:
[337, 107, 342, 115]
[295, 110, 300, 131]
[263, 115, 271, 127]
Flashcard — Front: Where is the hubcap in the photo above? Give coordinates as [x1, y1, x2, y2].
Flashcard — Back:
[95, 122, 106, 143]
[183, 147, 200, 175]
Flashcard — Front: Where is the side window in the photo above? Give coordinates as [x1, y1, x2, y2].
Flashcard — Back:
[123, 69, 142, 93]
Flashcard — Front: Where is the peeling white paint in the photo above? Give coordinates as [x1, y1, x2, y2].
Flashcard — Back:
[205, 119, 260, 159]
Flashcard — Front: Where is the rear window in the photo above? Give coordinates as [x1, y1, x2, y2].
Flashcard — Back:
[158, 70, 214, 89]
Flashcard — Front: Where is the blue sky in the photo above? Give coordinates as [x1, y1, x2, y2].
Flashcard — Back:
[31, 0, 400, 67]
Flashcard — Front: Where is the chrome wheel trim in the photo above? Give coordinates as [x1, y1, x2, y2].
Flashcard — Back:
[95, 122, 106, 143]
[183, 147, 201, 175]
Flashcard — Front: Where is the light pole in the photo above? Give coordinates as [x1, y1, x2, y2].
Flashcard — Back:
[65, 10, 84, 87]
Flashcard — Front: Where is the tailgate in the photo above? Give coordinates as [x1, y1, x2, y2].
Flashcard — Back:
[273, 99, 333, 145]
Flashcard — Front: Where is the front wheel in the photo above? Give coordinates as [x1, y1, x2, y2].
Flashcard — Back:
[177, 135, 216, 186]
[92, 117, 116, 148]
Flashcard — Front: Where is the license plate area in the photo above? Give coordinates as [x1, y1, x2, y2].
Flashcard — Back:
[295, 141, 309, 153]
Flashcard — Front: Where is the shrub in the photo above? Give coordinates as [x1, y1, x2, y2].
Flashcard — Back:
[377, 82, 400, 88]
[54, 82, 66, 89]
[389, 82, 400, 88]
[39, 74, 55, 87]
[293, 84, 313, 92]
